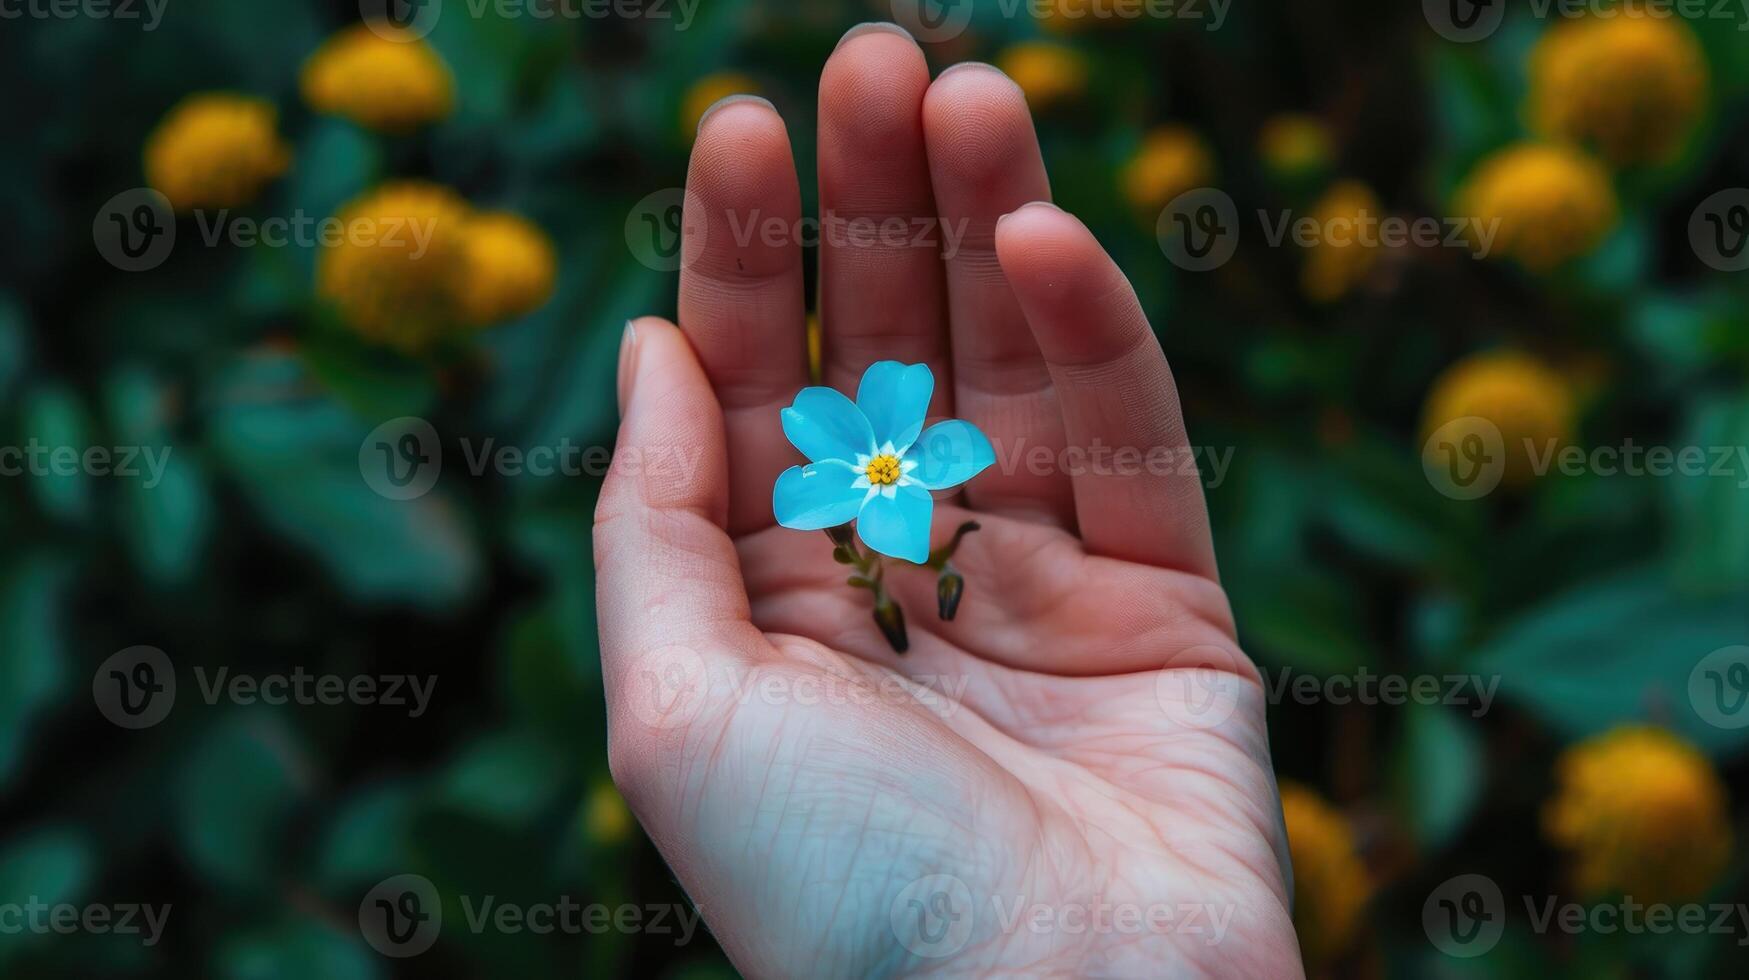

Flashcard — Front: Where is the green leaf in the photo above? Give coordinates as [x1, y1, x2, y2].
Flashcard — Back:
[507, 504, 600, 676]
[0, 827, 91, 907]
[106, 368, 211, 587]
[0, 293, 26, 405]
[176, 714, 311, 890]
[0, 828, 92, 966]
[0, 556, 74, 787]
[1667, 393, 1749, 590]
[315, 782, 417, 893]
[502, 605, 597, 744]
[1316, 438, 1480, 576]
[1468, 566, 1749, 756]
[1391, 704, 1485, 850]
[19, 382, 94, 522]
[299, 311, 439, 423]
[206, 351, 481, 608]
[433, 730, 567, 827]
[214, 918, 379, 980]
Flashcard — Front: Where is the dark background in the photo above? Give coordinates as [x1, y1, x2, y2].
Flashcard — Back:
[2, 0, 1748, 976]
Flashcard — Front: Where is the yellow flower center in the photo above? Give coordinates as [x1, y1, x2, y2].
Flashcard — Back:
[865, 453, 901, 486]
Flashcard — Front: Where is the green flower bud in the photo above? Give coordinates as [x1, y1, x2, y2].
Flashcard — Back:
[937, 568, 965, 621]
[873, 597, 908, 654]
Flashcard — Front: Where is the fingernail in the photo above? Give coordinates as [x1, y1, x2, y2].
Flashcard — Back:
[836, 21, 914, 51]
[617, 319, 639, 418]
[997, 200, 1061, 228]
[937, 61, 1010, 82]
[697, 94, 776, 136]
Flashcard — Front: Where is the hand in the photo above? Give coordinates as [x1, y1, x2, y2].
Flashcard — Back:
[596, 24, 1301, 978]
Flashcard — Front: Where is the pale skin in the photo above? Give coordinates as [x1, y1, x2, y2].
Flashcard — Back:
[595, 23, 1303, 979]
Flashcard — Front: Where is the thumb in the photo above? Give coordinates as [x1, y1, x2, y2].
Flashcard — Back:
[595, 317, 757, 753]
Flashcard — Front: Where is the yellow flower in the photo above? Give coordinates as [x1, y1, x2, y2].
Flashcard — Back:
[1259, 113, 1334, 181]
[144, 94, 290, 211]
[681, 72, 758, 138]
[1529, 12, 1707, 166]
[584, 781, 634, 845]
[1301, 180, 1383, 303]
[316, 182, 472, 352]
[1121, 125, 1213, 212]
[996, 42, 1087, 111]
[1280, 783, 1369, 966]
[1544, 726, 1732, 902]
[301, 24, 454, 132]
[1421, 350, 1574, 486]
[1453, 142, 1616, 271]
[457, 212, 557, 326]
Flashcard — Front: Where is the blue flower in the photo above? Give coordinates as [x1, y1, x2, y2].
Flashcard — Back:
[772, 361, 995, 563]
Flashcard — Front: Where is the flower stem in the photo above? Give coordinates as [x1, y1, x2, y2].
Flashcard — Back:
[824, 525, 909, 653]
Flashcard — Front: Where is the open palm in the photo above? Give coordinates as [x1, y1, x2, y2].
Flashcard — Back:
[595, 25, 1301, 978]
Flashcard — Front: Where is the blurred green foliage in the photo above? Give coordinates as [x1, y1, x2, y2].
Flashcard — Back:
[0, 0, 1747, 977]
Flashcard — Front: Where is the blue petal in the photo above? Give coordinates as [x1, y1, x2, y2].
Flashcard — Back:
[856, 484, 934, 563]
[906, 420, 995, 490]
[781, 386, 875, 464]
[856, 361, 933, 453]
[773, 462, 866, 530]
